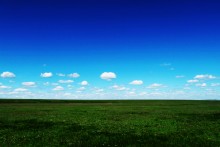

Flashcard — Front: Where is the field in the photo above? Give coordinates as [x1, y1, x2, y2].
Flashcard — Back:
[0, 100, 220, 146]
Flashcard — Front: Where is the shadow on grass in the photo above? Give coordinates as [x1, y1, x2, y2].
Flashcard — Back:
[58, 123, 218, 147]
[0, 119, 55, 131]
[177, 112, 220, 121]
[0, 119, 219, 146]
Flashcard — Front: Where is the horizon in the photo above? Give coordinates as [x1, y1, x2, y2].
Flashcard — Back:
[0, 0, 220, 100]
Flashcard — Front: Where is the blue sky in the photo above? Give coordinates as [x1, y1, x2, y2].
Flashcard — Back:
[0, 0, 220, 99]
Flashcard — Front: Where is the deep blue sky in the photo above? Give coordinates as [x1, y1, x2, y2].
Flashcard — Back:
[0, 0, 220, 99]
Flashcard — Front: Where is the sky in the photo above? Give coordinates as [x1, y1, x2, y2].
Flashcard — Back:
[0, 0, 220, 99]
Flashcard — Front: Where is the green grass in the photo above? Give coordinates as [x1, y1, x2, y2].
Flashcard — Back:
[0, 100, 220, 146]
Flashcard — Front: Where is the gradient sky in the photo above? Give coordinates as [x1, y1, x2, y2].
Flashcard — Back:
[0, 0, 220, 99]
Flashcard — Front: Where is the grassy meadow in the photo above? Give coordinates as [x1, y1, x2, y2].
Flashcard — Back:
[0, 99, 220, 146]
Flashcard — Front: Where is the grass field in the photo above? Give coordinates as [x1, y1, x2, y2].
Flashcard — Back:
[0, 100, 220, 146]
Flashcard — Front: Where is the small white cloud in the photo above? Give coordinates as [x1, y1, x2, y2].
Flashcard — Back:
[139, 92, 147, 96]
[176, 75, 185, 78]
[53, 86, 64, 91]
[96, 88, 104, 92]
[196, 83, 207, 87]
[128, 91, 136, 95]
[112, 85, 127, 91]
[78, 87, 85, 91]
[64, 93, 71, 96]
[57, 73, 65, 77]
[148, 83, 164, 89]
[187, 79, 199, 83]
[67, 85, 73, 88]
[0, 85, 11, 89]
[160, 63, 175, 71]
[211, 83, 220, 87]
[100, 72, 116, 81]
[14, 88, 28, 92]
[149, 92, 163, 96]
[41, 72, 53, 78]
[160, 63, 171, 66]
[194, 74, 216, 80]
[52, 83, 59, 86]
[22, 82, 36, 87]
[1, 72, 16, 78]
[43, 82, 50, 86]
[58, 80, 74, 84]
[129, 80, 143, 85]
[112, 85, 119, 89]
[68, 73, 80, 78]
[81, 81, 88, 86]
[183, 87, 191, 90]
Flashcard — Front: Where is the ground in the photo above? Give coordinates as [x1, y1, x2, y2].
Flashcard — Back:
[0, 100, 220, 146]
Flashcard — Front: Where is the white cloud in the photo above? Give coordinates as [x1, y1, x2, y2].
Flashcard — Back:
[68, 73, 80, 78]
[41, 72, 53, 78]
[194, 74, 216, 80]
[148, 83, 164, 89]
[53, 86, 64, 91]
[58, 80, 74, 84]
[43, 82, 50, 86]
[14, 88, 28, 92]
[183, 87, 191, 90]
[160, 63, 175, 71]
[128, 91, 136, 95]
[112, 85, 118, 89]
[78, 87, 85, 91]
[100, 72, 116, 80]
[96, 88, 104, 92]
[211, 83, 220, 87]
[67, 85, 73, 88]
[160, 63, 171, 66]
[1, 72, 16, 78]
[81, 81, 88, 86]
[52, 83, 59, 86]
[22, 82, 36, 87]
[139, 92, 147, 96]
[112, 85, 127, 91]
[196, 83, 207, 87]
[57, 73, 65, 77]
[187, 79, 199, 83]
[176, 75, 185, 78]
[0, 85, 11, 89]
[64, 93, 71, 96]
[129, 80, 143, 85]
